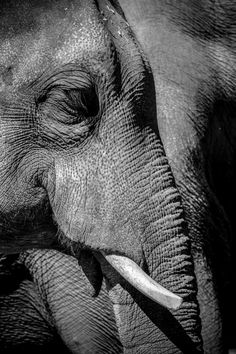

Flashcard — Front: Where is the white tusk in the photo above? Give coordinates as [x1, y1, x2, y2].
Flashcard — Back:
[102, 253, 183, 310]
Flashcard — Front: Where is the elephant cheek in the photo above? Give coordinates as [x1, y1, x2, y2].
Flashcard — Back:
[49, 156, 144, 261]
[47, 160, 87, 240]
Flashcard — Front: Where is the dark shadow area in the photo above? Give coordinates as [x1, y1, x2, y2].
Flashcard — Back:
[205, 97, 236, 349]
[78, 249, 103, 297]
[0, 340, 71, 354]
[0, 254, 29, 294]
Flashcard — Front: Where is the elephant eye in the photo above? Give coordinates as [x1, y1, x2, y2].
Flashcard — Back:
[37, 85, 100, 125]
[64, 87, 99, 121]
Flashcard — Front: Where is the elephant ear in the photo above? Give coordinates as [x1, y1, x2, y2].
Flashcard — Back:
[78, 250, 103, 297]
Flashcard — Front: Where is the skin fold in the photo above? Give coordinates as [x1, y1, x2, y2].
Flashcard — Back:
[0, 0, 235, 353]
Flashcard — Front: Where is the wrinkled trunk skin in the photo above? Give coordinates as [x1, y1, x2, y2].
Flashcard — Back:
[102, 140, 202, 354]
[97, 136, 203, 353]
[45, 3, 203, 352]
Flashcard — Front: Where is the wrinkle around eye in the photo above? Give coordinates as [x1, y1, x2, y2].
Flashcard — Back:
[29, 64, 101, 144]
[37, 88, 99, 127]
[33, 73, 100, 125]
[36, 100, 98, 148]
[36, 115, 94, 149]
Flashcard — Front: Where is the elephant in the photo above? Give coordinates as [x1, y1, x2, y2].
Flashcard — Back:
[0, 0, 235, 353]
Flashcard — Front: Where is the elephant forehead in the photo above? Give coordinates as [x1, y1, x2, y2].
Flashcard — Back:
[0, 0, 109, 90]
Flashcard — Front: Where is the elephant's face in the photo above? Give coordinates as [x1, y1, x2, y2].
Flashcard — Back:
[0, 0, 203, 352]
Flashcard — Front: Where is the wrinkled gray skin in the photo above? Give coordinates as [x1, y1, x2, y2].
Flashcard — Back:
[0, 0, 234, 353]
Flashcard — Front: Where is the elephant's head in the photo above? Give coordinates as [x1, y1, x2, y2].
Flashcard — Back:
[0, 0, 202, 352]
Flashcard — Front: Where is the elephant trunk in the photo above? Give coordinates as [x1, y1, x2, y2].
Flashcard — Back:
[93, 131, 203, 353]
